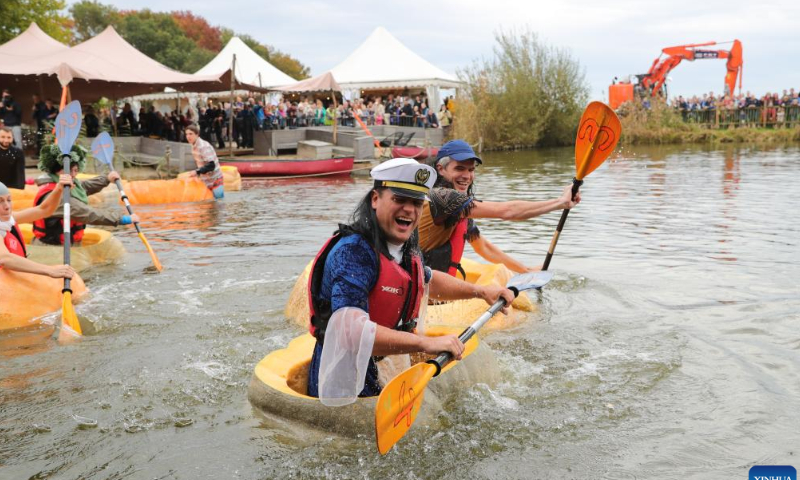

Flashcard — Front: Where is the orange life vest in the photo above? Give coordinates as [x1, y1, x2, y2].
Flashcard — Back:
[2, 223, 27, 261]
[308, 233, 424, 342]
[32, 183, 85, 245]
[422, 217, 468, 279]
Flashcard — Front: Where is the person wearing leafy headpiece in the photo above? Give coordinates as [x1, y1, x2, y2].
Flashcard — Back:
[31, 143, 140, 245]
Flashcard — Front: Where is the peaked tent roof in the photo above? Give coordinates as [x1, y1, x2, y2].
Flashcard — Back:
[0, 23, 68, 59]
[329, 27, 462, 90]
[0, 25, 267, 122]
[195, 37, 296, 88]
[2, 26, 226, 89]
[272, 71, 341, 93]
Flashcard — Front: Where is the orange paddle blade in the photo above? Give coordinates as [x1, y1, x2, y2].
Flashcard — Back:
[138, 231, 163, 272]
[575, 101, 621, 180]
[375, 362, 436, 455]
[61, 291, 82, 335]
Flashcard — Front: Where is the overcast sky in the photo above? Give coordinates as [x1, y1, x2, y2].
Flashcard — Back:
[65, 0, 800, 100]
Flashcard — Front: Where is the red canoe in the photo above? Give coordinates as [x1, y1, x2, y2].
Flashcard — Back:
[391, 146, 439, 160]
[220, 157, 355, 177]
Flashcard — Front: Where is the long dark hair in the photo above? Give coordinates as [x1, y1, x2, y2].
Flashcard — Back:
[338, 187, 421, 272]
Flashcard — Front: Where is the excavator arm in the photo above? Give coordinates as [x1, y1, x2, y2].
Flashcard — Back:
[641, 40, 743, 96]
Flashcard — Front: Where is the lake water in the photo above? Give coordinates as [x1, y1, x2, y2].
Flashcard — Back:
[1, 144, 798, 479]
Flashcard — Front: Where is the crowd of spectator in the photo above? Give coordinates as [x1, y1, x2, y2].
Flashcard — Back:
[190, 93, 454, 149]
[114, 103, 195, 143]
[671, 89, 800, 111]
[0, 86, 456, 153]
[250, 93, 454, 131]
[667, 89, 800, 125]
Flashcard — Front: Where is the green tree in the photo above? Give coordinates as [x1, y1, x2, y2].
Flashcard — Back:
[115, 10, 210, 73]
[0, 0, 70, 44]
[270, 51, 310, 81]
[69, 0, 119, 43]
[454, 29, 589, 149]
[66, 2, 309, 78]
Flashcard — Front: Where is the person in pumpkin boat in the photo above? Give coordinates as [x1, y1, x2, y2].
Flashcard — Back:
[418, 139, 581, 279]
[0, 180, 75, 278]
[32, 143, 139, 246]
[184, 125, 224, 200]
[306, 158, 515, 405]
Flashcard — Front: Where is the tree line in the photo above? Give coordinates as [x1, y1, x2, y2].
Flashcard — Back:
[0, 0, 309, 80]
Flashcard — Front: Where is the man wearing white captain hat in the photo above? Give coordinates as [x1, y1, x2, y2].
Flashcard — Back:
[305, 158, 514, 405]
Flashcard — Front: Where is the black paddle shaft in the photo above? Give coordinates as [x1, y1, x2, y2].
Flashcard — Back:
[542, 177, 583, 271]
[114, 178, 142, 234]
[427, 296, 510, 376]
[62, 182, 72, 294]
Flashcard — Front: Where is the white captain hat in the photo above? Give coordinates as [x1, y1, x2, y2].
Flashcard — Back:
[370, 158, 436, 201]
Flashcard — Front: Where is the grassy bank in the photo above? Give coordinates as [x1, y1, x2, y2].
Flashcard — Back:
[618, 102, 800, 145]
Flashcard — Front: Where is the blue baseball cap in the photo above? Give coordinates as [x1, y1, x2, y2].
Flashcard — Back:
[436, 139, 482, 165]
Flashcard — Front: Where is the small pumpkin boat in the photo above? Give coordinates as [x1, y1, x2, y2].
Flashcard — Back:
[85, 166, 242, 206]
[8, 185, 38, 211]
[17, 224, 126, 273]
[0, 268, 87, 332]
[247, 325, 498, 437]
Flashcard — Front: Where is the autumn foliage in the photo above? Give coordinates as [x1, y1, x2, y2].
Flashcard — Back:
[171, 11, 222, 52]
[66, 1, 308, 79]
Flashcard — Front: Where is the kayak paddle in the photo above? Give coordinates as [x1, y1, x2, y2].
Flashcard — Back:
[375, 270, 555, 454]
[541, 101, 621, 271]
[55, 100, 83, 336]
[91, 132, 162, 272]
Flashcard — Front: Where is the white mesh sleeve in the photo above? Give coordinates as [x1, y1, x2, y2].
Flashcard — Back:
[318, 307, 377, 406]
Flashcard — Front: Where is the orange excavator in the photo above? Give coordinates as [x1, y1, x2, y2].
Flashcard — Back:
[609, 40, 743, 109]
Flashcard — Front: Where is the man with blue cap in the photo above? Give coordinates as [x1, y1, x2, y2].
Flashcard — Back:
[418, 139, 581, 278]
[306, 158, 514, 405]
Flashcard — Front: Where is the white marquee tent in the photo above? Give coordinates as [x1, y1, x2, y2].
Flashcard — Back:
[128, 36, 293, 113]
[329, 27, 462, 108]
[196, 36, 295, 89]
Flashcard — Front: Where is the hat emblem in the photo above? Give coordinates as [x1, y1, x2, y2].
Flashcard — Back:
[415, 168, 430, 185]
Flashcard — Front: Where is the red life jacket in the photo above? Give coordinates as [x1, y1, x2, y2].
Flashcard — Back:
[2, 223, 27, 261]
[308, 233, 424, 342]
[422, 217, 468, 279]
[32, 182, 85, 245]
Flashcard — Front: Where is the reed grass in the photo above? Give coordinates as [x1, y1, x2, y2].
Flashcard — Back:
[619, 101, 800, 145]
[451, 29, 589, 150]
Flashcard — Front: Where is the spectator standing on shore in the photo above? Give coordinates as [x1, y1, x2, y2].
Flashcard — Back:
[374, 98, 385, 125]
[325, 103, 335, 126]
[32, 95, 46, 155]
[213, 104, 226, 149]
[1, 90, 23, 149]
[254, 100, 266, 129]
[438, 104, 452, 135]
[425, 107, 439, 128]
[84, 106, 100, 138]
[240, 103, 255, 148]
[116, 103, 136, 135]
[0, 127, 25, 189]
[400, 100, 414, 127]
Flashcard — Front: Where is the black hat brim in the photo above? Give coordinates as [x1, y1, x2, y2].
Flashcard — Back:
[388, 187, 428, 201]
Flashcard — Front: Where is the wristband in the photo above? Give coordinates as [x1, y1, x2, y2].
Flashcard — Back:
[120, 215, 132, 225]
